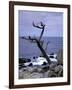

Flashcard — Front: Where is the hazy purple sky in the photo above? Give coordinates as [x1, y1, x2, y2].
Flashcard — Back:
[19, 10, 63, 37]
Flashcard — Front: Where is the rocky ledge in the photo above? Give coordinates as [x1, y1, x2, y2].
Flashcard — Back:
[19, 63, 63, 79]
[19, 49, 63, 79]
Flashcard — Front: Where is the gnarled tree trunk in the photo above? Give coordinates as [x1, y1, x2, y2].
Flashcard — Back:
[35, 39, 51, 64]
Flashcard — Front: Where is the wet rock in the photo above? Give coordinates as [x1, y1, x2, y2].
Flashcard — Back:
[42, 66, 49, 72]
[19, 63, 27, 69]
[28, 63, 33, 66]
[26, 59, 31, 62]
[49, 56, 54, 58]
[19, 58, 31, 64]
[19, 58, 26, 64]
[42, 62, 47, 65]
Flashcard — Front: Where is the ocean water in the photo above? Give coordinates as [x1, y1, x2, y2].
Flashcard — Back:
[19, 37, 63, 58]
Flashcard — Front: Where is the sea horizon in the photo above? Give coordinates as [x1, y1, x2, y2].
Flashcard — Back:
[19, 37, 63, 58]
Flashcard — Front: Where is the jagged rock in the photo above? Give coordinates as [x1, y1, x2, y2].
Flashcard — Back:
[55, 65, 63, 73]
[45, 70, 57, 77]
[19, 58, 26, 64]
[19, 58, 31, 64]
[22, 71, 31, 79]
[49, 56, 54, 58]
[57, 70, 63, 77]
[42, 66, 49, 72]
[19, 63, 27, 69]
[30, 72, 43, 78]
[19, 69, 24, 79]
[26, 59, 31, 62]
[49, 63, 57, 71]
[37, 67, 42, 72]
[27, 67, 35, 72]
[26, 66, 40, 73]
[42, 62, 47, 65]
[19, 62, 63, 79]
[19, 68, 43, 79]
[28, 63, 33, 66]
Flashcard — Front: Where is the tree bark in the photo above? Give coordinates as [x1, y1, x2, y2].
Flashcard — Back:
[35, 39, 51, 64]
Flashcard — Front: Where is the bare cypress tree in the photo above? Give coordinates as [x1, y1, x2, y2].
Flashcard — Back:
[21, 21, 51, 64]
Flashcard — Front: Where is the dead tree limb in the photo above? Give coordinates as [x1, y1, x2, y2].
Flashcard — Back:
[33, 21, 43, 29]
[21, 21, 51, 64]
[32, 21, 45, 41]
[35, 39, 51, 64]
[21, 36, 51, 64]
[45, 41, 50, 51]
[39, 22, 45, 41]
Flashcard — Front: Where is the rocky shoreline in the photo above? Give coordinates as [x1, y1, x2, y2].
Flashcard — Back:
[19, 49, 63, 79]
[19, 63, 63, 79]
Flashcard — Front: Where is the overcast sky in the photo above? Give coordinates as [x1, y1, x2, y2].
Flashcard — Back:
[19, 10, 63, 37]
